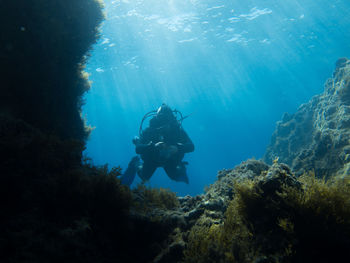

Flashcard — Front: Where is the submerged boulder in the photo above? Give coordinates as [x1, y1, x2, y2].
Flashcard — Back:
[264, 58, 350, 177]
[258, 162, 301, 199]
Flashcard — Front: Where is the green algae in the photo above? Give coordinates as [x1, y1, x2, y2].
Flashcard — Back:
[134, 184, 180, 212]
[184, 172, 350, 263]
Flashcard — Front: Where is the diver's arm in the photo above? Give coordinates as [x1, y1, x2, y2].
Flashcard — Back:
[135, 142, 153, 154]
[177, 128, 194, 153]
[133, 129, 154, 154]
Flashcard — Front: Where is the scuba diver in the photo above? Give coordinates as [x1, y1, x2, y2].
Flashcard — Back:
[121, 104, 194, 185]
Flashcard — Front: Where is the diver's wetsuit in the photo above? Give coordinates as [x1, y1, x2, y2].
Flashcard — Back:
[134, 114, 194, 183]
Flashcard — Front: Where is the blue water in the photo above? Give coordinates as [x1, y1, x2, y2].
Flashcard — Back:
[83, 0, 350, 196]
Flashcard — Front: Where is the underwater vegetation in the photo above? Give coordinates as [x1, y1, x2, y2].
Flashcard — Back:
[0, 114, 133, 263]
[2, 0, 350, 262]
[1, 1, 107, 260]
[0, 1, 144, 262]
[0, 113, 175, 262]
[133, 185, 180, 212]
[184, 164, 350, 263]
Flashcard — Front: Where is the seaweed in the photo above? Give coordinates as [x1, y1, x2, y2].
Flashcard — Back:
[0, 114, 134, 262]
[184, 222, 223, 263]
[184, 171, 350, 263]
[280, 172, 350, 262]
[133, 184, 180, 212]
[184, 179, 258, 263]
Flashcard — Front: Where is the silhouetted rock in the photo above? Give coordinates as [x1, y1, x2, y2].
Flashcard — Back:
[1, 0, 104, 140]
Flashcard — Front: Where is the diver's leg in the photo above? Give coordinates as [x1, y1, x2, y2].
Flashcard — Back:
[138, 161, 157, 182]
[163, 162, 189, 184]
[121, 156, 141, 186]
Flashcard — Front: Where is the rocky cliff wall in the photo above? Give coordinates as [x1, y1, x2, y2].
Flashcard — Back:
[264, 58, 350, 177]
[0, 0, 104, 140]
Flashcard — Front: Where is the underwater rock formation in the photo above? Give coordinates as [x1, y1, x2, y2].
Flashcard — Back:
[138, 159, 270, 262]
[2, 2, 350, 261]
[1, 0, 104, 140]
[0, 1, 139, 263]
[264, 58, 350, 177]
[144, 160, 350, 263]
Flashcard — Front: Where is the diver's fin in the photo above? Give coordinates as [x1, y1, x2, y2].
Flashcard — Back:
[177, 173, 189, 184]
[121, 156, 141, 186]
[174, 162, 189, 184]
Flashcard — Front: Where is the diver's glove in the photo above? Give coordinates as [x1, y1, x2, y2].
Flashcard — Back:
[132, 136, 140, 145]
